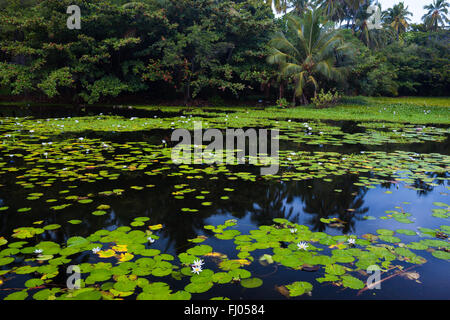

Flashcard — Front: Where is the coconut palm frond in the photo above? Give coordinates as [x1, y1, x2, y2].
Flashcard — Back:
[267, 7, 354, 103]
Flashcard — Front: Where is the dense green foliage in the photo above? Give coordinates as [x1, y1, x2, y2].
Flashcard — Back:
[0, 0, 448, 105]
[0, 0, 276, 104]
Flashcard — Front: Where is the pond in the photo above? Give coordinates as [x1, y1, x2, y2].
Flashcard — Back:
[0, 104, 448, 300]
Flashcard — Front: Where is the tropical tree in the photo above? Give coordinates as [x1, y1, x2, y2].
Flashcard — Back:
[353, 1, 394, 49]
[266, 0, 290, 14]
[422, 0, 449, 31]
[266, 0, 313, 15]
[267, 8, 352, 105]
[317, 0, 347, 22]
[290, 0, 313, 15]
[383, 2, 412, 40]
[342, 0, 365, 28]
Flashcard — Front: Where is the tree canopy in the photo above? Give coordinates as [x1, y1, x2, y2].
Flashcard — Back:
[0, 0, 448, 105]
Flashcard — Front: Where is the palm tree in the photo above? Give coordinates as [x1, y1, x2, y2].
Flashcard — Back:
[266, 0, 290, 14]
[345, 0, 365, 29]
[267, 8, 352, 105]
[353, 1, 394, 49]
[317, 0, 347, 22]
[290, 0, 313, 15]
[422, 0, 449, 31]
[383, 2, 412, 40]
[345, 0, 364, 12]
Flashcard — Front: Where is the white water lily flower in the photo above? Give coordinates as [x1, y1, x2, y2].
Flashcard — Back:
[297, 242, 308, 250]
[191, 265, 203, 275]
[34, 249, 43, 254]
[192, 259, 204, 268]
[290, 228, 297, 234]
[92, 247, 101, 254]
[347, 238, 356, 245]
[147, 237, 155, 243]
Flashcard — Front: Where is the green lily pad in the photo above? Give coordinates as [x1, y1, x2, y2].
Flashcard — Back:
[395, 229, 417, 236]
[184, 281, 213, 293]
[341, 275, 365, 289]
[285, 281, 313, 297]
[432, 250, 450, 260]
[4, 290, 28, 300]
[25, 278, 44, 288]
[240, 278, 263, 289]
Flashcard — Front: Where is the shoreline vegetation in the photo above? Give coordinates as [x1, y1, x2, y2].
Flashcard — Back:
[0, 1, 448, 106]
[1, 96, 449, 124]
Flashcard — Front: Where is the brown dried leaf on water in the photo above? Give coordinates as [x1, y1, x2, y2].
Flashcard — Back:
[275, 285, 290, 298]
[400, 272, 421, 283]
[362, 233, 379, 241]
[435, 232, 448, 239]
[205, 252, 227, 258]
[301, 264, 319, 272]
[204, 252, 228, 263]
[231, 259, 251, 266]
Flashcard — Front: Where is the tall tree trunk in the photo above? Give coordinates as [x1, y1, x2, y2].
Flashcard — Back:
[184, 77, 190, 106]
[304, 94, 309, 105]
[279, 81, 284, 100]
[292, 77, 300, 107]
[184, 60, 194, 105]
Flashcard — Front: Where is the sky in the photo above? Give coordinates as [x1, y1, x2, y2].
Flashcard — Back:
[376, 0, 428, 24]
